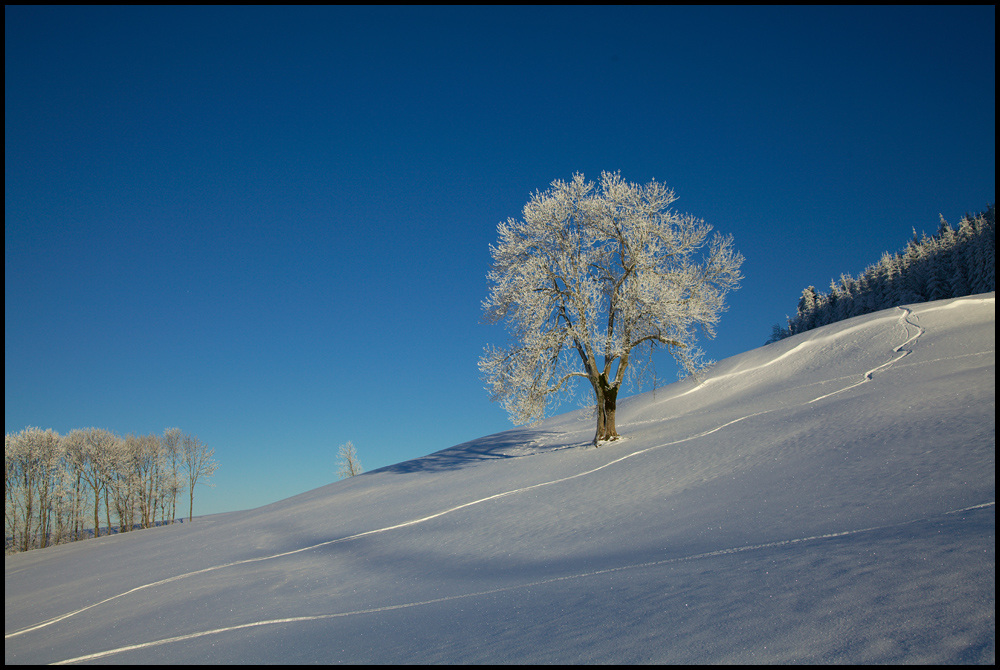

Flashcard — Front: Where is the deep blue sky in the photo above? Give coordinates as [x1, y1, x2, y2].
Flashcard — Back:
[6, 6, 995, 515]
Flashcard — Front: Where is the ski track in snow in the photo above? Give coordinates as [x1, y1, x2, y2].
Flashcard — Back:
[49, 500, 997, 665]
[6, 301, 992, 663]
[808, 305, 923, 403]
[5, 411, 773, 643]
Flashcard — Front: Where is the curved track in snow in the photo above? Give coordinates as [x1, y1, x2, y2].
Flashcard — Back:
[8, 301, 991, 664]
[808, 306, 923, 403]
[5, 410, 771, 642]
[51, 501, 995, 664]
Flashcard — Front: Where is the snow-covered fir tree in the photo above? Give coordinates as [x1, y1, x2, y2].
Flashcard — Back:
[770, 204, 994, 341]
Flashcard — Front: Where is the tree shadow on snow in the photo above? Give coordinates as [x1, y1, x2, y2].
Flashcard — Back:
[373, 429, 584, 475]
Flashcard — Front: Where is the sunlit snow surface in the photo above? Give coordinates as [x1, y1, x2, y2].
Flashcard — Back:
[5, 295, 995, 664]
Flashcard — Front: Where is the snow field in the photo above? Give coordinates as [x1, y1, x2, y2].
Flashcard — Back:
[5, 295, 995, 664]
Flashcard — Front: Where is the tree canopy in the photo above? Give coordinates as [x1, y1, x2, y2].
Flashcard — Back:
[480, 172, 743, 446]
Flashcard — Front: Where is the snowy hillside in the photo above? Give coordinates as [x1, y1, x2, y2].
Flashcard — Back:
[5, 295, 995, 664]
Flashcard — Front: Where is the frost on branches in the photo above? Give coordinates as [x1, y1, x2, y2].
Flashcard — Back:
[480, 172, 744, 446]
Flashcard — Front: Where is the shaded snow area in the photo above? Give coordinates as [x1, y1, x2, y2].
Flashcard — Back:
[5, 295, 995, 664]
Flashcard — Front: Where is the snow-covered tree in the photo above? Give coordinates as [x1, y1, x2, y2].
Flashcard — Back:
[182, 434, 217, 522]
[5, 427, 64, 551]
[6, 424, 217, 553]
[336, 440, 363, 479]
[133, 432, 163, 530]
[773, 204, 993, 343]
[161, 427, 184, 525]
[480, 172, 744, 446]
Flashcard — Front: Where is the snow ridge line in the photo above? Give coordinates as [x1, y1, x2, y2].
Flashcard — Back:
[52, 500, 995, 665]
[4, 307, 929, 642]
[809, 306, 924, 404]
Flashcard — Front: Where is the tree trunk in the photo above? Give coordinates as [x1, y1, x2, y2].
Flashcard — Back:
[602, 382, 619, 441]
[93, 487, 101, 539]
[593, 373, 621, 445]
[104, 489, 112, 537]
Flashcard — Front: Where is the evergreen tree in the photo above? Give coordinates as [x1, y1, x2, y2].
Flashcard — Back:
[771, 204, 994, 342]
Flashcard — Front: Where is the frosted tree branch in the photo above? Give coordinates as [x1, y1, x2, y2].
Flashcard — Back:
[480, 172, 744, 446]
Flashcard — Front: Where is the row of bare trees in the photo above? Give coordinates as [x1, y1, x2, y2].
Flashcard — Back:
[5, 426, 218, 554]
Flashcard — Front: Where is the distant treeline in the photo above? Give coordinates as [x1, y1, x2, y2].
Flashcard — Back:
[769, 204, 995, 343]
[5, 426, 218, 554]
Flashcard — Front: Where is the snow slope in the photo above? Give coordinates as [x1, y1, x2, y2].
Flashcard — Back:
[5, 295, 995, 664]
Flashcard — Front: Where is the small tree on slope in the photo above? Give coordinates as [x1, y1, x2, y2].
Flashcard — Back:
[182, 434, 217, 522]
[336, 441, 363, 479]
[480, 172, 744, 446]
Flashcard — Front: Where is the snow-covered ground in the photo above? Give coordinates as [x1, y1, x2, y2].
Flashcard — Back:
[5, 295, 995, 664]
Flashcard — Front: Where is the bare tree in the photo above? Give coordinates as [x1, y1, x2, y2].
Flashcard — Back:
[107, 434, 140, 533]
[182, 434, 218, 521]
[161, 428, 183, 525]
[6, 425, 216, 552]
[6, 430, 35, 552]
[33, 428, 63, 548]
[80, 428, 118, 538]
[5, 427, 64, 551]
[336, 441, 363, 479]
[5, 433, 20, 552]
[133, 433, 164, 529]
[480, 172, 744, 446]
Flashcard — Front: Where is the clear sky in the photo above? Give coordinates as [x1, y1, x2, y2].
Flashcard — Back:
[5, 6, 995, 515]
